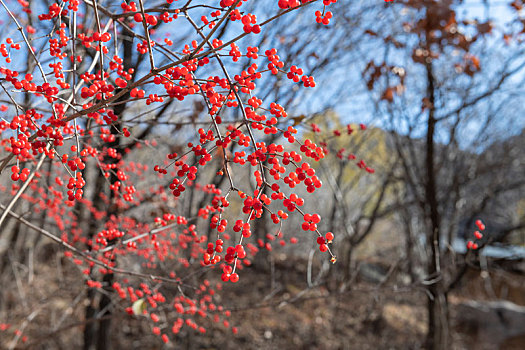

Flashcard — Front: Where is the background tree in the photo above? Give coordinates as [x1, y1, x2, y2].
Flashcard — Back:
[363, 1, 525, 349]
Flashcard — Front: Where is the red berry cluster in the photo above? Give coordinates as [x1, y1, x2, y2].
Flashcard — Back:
[0, 0, 355, 343]
[467, 219, 486, 250]
[315, 10, 333, 25]
[10, 166, 30, 182]
[241, 14, 261, 34]
[317, 231, 335, 252]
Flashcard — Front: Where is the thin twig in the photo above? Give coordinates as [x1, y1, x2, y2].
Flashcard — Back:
[0, 151, 47, 228]
[138, 0, 156, 70]
[0, 0, 48, 83]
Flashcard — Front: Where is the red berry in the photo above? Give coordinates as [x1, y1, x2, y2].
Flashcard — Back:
[147, 15, 158, 26]
[134, 13, 143, 22]
[229, 273, 239, 283]
[475, 219, 485, 231]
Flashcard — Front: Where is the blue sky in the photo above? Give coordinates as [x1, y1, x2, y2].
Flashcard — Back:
[325, 0, 525, 146]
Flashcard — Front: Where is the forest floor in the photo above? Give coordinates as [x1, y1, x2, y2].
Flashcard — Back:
[2, 247, 525, 350]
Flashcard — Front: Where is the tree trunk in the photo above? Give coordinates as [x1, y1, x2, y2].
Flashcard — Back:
[427, 282, 449, 350]
[82, 13, 133, 349]
[424, 60, 450, 350]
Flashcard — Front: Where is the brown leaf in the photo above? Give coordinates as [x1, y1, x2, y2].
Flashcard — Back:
[477, 21, 493, 35]
[381, 87, 394, 103]
[511, 0, 523, 11]
[291, 114, 306, 126]
[421, 97, 433, 111]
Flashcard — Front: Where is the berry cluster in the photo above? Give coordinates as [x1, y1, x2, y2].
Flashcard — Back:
[0, 0, 353, 344]
[467, 219, 486, 250]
